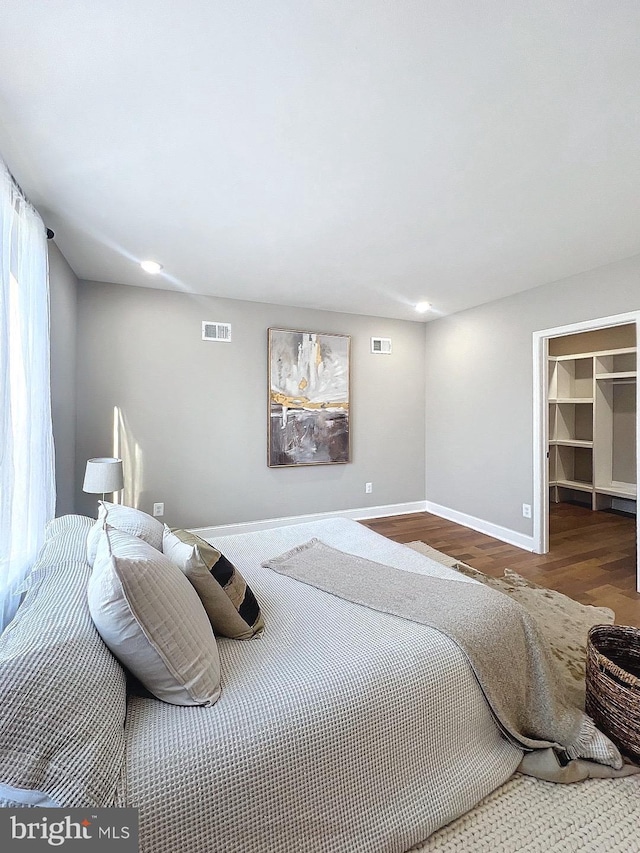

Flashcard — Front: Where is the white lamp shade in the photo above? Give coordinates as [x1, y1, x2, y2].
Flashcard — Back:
[83, 458, 124, 494]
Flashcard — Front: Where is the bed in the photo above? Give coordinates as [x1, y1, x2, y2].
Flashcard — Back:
[0, 513, 559, 851]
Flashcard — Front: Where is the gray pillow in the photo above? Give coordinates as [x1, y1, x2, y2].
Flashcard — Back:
[0, 515, 127, 807]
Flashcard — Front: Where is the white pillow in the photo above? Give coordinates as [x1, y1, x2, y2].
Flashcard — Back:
[86, 502, 163, 566]
[88, 526, 221, 706]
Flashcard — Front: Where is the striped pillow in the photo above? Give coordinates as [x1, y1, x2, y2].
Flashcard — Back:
[163, 527, 264, 639]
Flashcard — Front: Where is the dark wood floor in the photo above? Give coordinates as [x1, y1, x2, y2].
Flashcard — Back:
[361, 503, 640, 627]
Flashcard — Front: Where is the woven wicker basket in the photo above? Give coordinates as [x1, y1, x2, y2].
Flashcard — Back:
[585, 624, 640, 763]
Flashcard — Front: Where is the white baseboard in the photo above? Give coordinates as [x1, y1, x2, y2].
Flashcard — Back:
[192, 500, 428, 538]
[425, 501, 536, 552]
[192, 499, 536, 552]
[611, 497, 637, 515]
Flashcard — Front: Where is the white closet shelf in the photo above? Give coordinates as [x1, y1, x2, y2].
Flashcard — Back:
[550, 479, 594, 493]
[594, 482, 637, 499]
[549, 439, 593, 448]
[595, 372, 637, 381]
[552, 346, 636, 361]
[548, 397, 593, 404]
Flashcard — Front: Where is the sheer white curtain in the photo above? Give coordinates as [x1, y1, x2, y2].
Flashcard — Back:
[0, 158, 55, 631]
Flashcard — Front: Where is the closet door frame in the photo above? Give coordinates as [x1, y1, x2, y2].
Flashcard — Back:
[532, 310, 640, 593]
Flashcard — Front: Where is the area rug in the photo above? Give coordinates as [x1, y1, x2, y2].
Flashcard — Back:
[406, 541, 614, 710]
[405, 542, 637, 852]
[411, 772, 640, 852]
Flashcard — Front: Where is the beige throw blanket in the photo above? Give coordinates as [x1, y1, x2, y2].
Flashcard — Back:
[263, 539, 638, 783]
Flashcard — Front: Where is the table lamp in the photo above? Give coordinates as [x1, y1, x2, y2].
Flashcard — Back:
[83, 457, 124, 503]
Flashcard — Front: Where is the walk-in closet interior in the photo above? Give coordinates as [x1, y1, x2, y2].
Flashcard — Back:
[548, 323, 637, 522]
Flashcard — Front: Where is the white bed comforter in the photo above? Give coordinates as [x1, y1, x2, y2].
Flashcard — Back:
[119, 518, 522, 853]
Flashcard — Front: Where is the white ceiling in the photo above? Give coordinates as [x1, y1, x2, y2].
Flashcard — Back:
[1, 1, 639, 321]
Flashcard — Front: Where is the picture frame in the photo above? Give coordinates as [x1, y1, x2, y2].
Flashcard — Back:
[268, 328, 351, 467]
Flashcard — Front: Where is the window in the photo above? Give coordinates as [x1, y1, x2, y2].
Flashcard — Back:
[0, 160, 55, 631]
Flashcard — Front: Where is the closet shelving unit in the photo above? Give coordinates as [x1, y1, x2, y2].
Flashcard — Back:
[548, 347, 637, 511]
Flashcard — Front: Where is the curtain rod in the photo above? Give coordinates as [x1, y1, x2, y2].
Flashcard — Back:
[4, 158, 54, 239]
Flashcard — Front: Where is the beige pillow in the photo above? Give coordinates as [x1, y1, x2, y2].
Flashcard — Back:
[163, 527, 264, 640]
[88, 525, 221, 706]
[86, 501, 164, 566]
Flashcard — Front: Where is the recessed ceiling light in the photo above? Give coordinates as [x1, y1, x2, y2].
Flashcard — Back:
[415, 302, 431, 313]
[140, 260, 163, 274]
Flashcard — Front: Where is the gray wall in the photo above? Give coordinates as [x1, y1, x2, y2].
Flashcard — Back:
[612, 383, 637, 485]
[49, 242, 78, 516]
[424, 253, 640, 536]
[75, 281, 426, 528]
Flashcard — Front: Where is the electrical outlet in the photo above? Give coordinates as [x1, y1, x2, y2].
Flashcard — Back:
[153, 502, 165, 517]
[365, 482, 373, 494]
[522, 503, 532, 518]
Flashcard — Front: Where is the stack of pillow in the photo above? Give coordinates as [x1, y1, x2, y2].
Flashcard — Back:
[86, 502, 264, 707]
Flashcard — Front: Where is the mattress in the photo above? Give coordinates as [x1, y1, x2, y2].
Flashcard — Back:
[120, 518, 522, 853]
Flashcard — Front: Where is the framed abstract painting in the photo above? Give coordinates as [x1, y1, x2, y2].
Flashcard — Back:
[268, 328, 351, 467]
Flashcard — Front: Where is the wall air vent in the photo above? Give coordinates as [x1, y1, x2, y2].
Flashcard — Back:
[202, 321, 232, 342]
[371, 337, 392, 354]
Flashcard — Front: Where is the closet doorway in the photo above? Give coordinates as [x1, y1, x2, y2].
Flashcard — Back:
[533, 312, 640, 593]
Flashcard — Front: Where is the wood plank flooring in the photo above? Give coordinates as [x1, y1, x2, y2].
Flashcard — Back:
[361, 503, 640, 627]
